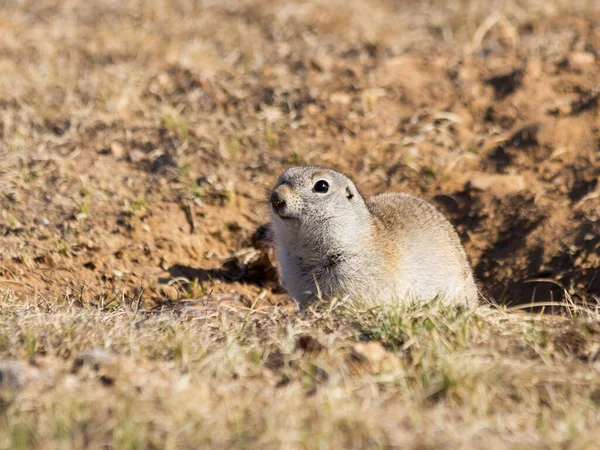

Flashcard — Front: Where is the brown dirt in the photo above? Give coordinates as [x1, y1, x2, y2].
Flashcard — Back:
[2, 2, 600, 448]
[0, 0, 599, 311]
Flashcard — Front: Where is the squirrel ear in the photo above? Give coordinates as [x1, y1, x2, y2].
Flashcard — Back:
[346, 187, 354, 200]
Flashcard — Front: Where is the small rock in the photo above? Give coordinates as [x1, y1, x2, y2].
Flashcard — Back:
[128, 149, 146, 163]
[469, 174, 526, 196]
[330, 92, 352, 105]
[262, 106, 283, 123]
[306, 104, 320, 115]
[158, 71, 171, 88]
[311, 55, 333, 72]
[110, 141, 126, 159]
[351, 341, 388, 365]
[569, 52, 596, 69]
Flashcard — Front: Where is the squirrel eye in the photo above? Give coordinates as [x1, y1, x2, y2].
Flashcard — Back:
[313, 180, 329, 193]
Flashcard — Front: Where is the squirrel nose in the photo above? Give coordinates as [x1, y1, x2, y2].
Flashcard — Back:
[270, 190, 286, 210]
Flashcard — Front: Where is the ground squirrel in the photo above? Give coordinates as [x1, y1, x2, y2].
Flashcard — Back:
[269, 166, 478, 309]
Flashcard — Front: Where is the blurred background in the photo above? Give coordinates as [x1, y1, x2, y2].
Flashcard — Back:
[2, 2, 600, 449]
[0, 0, 599, 307]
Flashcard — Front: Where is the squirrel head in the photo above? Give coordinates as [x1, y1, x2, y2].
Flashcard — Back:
[269, 166, 368, 230]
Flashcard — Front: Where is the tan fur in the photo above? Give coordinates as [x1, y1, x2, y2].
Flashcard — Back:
[269, 166, 479, 309]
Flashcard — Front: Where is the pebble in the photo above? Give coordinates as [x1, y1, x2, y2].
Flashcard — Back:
[469, 174, 526, 196]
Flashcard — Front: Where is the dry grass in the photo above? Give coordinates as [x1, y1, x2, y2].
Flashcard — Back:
[1, 0, 600, 448]
[1, 291, 600, 449]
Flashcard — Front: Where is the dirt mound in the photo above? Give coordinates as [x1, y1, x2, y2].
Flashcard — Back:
[0, 1, 598, 310]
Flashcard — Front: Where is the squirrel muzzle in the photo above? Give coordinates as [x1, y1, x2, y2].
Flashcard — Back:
[270, 184, 303, 220]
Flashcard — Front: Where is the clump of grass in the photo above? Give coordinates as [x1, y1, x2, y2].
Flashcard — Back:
[0, 289, 15, 304]
[222, 185, 236, 205]
[467, 144, 479, 154]
[265, 124, 278, 149]
[184, 279, 207, 299]
[124, 196, 146, 217]
[341, 299, 477, 351]
[161, 106, 189, 139]
[5, 214, 19, 228]
[227, 135, 241, 158]
[76, 185, 92, 221]
[289, 150, 306, 165]
[178, 162, 192, 178]
[184, 178, 208, 199]
[20, 169, 37, 183]
[54, 238, 72, 257]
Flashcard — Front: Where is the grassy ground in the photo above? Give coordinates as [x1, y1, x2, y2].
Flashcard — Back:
[1, 0, 600, 448]
[2, 296, 600, 449]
